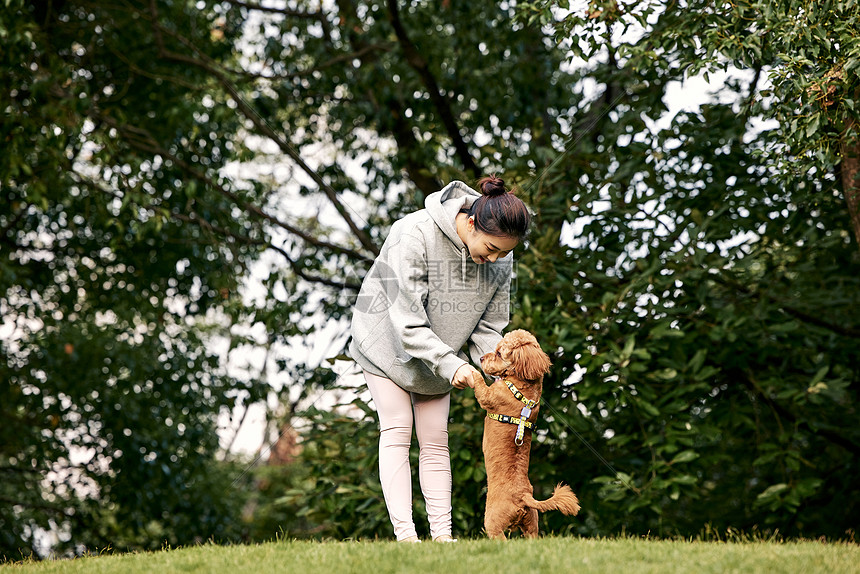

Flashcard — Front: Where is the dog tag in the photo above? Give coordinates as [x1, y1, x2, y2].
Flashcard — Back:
[520, 406, 532, 419]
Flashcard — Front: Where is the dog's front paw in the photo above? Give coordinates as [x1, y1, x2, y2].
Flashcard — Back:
[469, 370, 486, 389]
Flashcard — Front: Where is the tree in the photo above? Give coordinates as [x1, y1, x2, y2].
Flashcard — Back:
[505, 0, 860, 537]
[266, 0, 860, 540]
[1, 0, 271, 557]
[240, 0, 860, 541]
[208, 0, 581, 541]
[5, 0, 858, 553]
[1, 0, 577, 554]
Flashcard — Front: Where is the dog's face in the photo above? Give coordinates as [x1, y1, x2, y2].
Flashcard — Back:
[480, 330, 552, 382]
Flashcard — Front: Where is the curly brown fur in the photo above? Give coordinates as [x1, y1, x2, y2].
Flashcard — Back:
[470, 329, 580, 539]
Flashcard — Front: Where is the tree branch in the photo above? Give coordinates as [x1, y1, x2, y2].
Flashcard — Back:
[0, 495, 75, 518]
[69, 156, 362, 292]
[0, 199, 28, 239]
[0, 465, 42, 475]
[220, 0, 323, 17]
[840, 115, 860, 250]
[90, 108, 371, 266]
[383, 96, 445, 196]
[712, 272, 860, 339]
[385, 0, 479, 178]
[740, 370, 860, 457]
[171, 210, 359, 291]
[241, 42, 395, 82]
[146, 0, 379, 256]
[333, 0, 440, 197]
[220, 0, 333, 40]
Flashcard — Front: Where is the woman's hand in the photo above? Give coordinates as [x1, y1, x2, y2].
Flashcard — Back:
[452, 364, 483, 389]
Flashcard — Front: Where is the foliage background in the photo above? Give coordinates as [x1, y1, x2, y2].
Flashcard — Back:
[2, 0, 859, 559]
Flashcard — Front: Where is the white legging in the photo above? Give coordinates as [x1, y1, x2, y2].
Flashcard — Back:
[363, 371, 453, 541]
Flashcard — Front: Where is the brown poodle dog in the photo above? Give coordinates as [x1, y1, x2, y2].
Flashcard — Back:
[469, 329, 580, 539]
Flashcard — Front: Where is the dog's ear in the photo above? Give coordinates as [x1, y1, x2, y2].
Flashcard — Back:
[509, 331, 552, 381]
[497, 339, 514, 366]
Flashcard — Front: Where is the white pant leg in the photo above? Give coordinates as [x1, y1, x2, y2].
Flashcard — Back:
[363, 372, 418, 541]
[413, 391, 453, 540]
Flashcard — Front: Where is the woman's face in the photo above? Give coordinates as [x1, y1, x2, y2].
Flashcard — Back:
[463, 217, 519, 264]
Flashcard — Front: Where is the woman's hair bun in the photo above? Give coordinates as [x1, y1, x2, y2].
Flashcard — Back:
[467, 174, 531, 240]
[477, 175, 507, 197]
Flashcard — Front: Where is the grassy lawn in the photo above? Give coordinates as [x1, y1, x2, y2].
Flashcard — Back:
[3, 537, 858, 574]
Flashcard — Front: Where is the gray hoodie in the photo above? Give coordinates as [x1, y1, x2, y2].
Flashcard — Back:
[349, 180, 513, 395]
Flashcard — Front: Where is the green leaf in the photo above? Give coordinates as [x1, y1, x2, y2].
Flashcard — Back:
[810, 365, 829, 386]
[805, 114, 821, 138]
[637, 399, 660, 417]
[688, 349, 707, 374]
[653, 368, 678, 381]
[670, 450, 699, 465]
[757, 483, 789, 501]
[622, 336, 636, 358]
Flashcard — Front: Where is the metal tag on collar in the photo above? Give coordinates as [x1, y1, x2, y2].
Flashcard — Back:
[515, 423, 526, 446]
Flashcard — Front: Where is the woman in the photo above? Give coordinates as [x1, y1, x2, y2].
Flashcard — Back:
[349, 176, 531, 542]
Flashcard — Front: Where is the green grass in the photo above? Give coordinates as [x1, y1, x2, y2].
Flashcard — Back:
[3, 537, 859, 574]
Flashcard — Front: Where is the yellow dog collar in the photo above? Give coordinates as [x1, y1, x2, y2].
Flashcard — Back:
[487, 379, 539, 446]
[487, 412, 535, 429]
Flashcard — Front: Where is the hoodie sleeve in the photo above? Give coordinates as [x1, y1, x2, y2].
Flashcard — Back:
[386, 233, 468, 384]
[467, 257, 512, 364]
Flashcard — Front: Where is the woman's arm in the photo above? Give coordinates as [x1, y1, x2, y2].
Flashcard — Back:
[385, 234, 469, 384]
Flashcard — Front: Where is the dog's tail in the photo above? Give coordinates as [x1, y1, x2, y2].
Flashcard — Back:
[523, 483, 580, 516]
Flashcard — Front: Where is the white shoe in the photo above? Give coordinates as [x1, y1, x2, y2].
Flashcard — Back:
[399, 536, 422, 543]
[433, 535, 458, 543]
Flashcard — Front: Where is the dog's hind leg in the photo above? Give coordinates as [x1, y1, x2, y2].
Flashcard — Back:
[484, 505, 514, 540]
[486, 528, 507, 540]
[484, 517, 507, 540]
[520, 507, 539, 538]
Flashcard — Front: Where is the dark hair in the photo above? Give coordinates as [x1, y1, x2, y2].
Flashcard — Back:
[462, 175, 531, 241]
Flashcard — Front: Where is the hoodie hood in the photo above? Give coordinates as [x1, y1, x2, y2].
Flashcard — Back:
[425, 180, 481, 278]
[425, 180, 481, 248]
